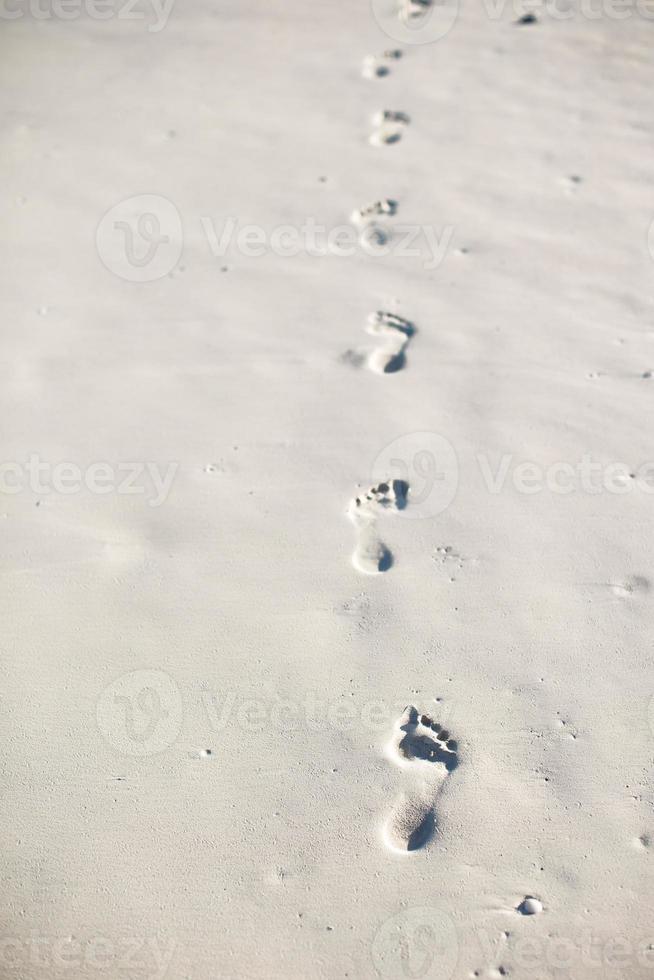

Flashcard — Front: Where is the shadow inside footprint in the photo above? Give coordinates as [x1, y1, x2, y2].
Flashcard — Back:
[392, 479, 409, 510]
[397, 707, 459, 771]
[406, 809, 435, 850]
[378, 548, 393, 573]
[383, 350, 406, 373]
[398, 731, 459, 771]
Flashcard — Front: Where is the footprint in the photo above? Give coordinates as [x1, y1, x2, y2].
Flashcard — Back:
[366, 311, 415, 374]
[516, 896, 543, 916]
[363, 56, 390, 79]
[399, 0, 433, 24]
[350, 200, 398, 252]
[347, 479, 408, 574]
[562, 174, 583, 195]
[609, 575, 650, 597]
[370, 110, 410, 146]
[350, 198, 397, 228]
[362, 49, 402, 79]
[383, 706, 459, 851]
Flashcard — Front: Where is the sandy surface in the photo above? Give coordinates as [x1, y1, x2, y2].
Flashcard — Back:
[2, 2, 654, 978]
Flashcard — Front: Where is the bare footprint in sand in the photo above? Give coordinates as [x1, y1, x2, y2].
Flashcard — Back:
[362, 49, 402, 79]
[366, 311, 415, 374]
[384, 706, 458, 852]
[349, 201, 398, 253]
[369, 110, 410, 146]
[346, 479, 408, 574]
[399, 0, 433, 23]
[350, 198, 397, 228]
[609, 574, 651, 597]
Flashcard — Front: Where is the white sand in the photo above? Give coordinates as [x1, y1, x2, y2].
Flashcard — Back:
[2, 2, 654, 977]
